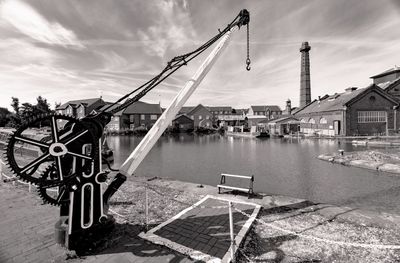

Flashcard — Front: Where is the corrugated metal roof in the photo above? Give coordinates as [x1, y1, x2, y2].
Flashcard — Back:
[123, 101, 162, 114]
[294, 88, 366, 114]
[266, 116, 299, 124]
[371, 66, 400, 79]
[294, 84, 398, 115]
[377, 76, 400, 91]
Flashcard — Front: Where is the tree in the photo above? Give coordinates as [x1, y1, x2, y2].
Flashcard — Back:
[0, 107, 10, 127]
[36, 96, 50, 114]
[6, 96, 53, 127]
[11, 97, 19, 115]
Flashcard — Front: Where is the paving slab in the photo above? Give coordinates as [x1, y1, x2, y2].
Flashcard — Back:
[0, 183, 196, 263]
[139, 195, 261, 262]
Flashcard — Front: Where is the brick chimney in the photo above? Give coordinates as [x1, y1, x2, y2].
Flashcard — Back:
[299, 42, 311, 108]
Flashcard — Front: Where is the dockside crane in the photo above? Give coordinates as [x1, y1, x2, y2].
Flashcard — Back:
[4, 9, 251, 249]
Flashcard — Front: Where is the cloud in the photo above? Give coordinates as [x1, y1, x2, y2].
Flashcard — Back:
[0, 0, 84, 49]
[137, 0, 196, 57]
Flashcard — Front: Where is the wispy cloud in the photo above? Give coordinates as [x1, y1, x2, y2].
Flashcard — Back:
[0, 0, 84, 49]
[137, 0, 196, 57]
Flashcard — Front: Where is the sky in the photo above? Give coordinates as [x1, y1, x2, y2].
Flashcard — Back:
[0, 0, 400, 111]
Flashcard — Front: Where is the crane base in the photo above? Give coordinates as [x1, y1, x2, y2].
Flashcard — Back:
[55, 215, 115, 252]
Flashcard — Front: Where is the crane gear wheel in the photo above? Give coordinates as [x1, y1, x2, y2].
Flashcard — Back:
[5, 113, 97, 186]
[37, 165, 70, 206]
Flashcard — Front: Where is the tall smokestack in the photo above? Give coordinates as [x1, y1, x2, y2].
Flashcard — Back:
[299, 42, 311, 108]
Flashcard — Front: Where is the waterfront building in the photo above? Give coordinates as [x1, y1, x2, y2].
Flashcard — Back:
[122, 101, 163, 130]
[56, 98, 106, 118]
[264, 116, 299, 136]
[185, 104, 213, 128]
[206, 106, 232, 126]
[248, 105, 282, 119]
[294, 84, 399, 136]
[172, 115, 194, 132]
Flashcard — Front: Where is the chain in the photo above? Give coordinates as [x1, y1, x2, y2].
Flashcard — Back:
[246, 23, 251, 71]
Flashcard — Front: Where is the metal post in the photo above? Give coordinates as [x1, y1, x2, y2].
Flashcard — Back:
[0, 160, 3, 182]
[28, 183, 32, 193]
[145, 184, 149, 232]
[228, 201, 236, 263]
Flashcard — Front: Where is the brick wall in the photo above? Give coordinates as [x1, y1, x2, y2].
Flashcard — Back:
[346, 90, 397, 135]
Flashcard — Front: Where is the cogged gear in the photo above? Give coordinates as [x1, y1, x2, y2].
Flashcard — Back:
[37, 165, 70, 206]
[5, 113, 98, 186]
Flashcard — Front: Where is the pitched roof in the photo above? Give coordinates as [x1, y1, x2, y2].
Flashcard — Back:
[123, 101, 162, 114]
[206, 106, 232, 112]
[179, 106, 194, 114]
[235, 109, 249, 115]
[173, 114, 193, 122]
[57, 98, 103, 110]
[370, 66, 400, 79]
[97, 103, 124, 116]
[294, 84, 398, 115]
[377, 76, 400, 91]
[266, 116, 299, 124]
[187, 104, 211, 116]
[251, 105, 281, 112]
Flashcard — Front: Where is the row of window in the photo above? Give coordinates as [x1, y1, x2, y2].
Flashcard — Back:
[300, 111, 387, 125]
[210, 111, 230, 114]
[129, 114, 158, 122]
[357, 111, 386, 123]
[254, 111, 281, 116]
[300, 117, 327, 124]
[189, 115, 210, 120]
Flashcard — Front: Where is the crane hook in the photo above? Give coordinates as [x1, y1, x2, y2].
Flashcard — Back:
[246, 58, 251, 71]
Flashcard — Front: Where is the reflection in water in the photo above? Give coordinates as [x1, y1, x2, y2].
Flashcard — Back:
[108, 134, 400, 210]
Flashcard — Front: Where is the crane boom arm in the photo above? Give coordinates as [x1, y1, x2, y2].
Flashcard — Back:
[119, 27, 237, 176]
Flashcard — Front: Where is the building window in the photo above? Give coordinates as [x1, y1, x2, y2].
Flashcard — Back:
[206, 115, 210, 120]
[319, 117, 327, 124]
[190, 115, 194, 120]
[150, 115, 157, 120]
[130, 115, 134, 122]
[140, 114, 145, 120]
[300, 118, 308, 123]
[309, 118, 315, 124]
[358, 111, 386, 123]
[130, 124, 135, 130]
[199, 115, 202, 120]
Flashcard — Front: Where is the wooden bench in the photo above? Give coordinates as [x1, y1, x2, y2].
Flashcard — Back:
[217, 173, 254, 197]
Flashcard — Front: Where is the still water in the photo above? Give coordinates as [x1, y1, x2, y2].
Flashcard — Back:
[108, 134, 400, 210]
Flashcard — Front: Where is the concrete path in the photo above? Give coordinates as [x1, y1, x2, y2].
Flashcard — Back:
[0, 183, 195, 263]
